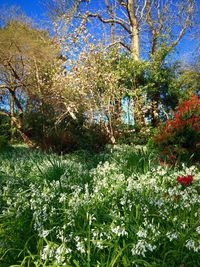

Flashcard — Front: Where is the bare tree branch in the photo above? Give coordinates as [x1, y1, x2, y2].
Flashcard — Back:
[171, 4, 193, 49]
[85, 11, 131, 34]
[105, 0, 115, 43]
[0, 84, 7, 89]
[0, 110, 10, 117]
[118, 0, 127, 9]
[105, 40, 131, 52]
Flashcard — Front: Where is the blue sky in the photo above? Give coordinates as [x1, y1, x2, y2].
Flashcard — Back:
[0, 0, 47, 19]
[0, 0, 199, 63]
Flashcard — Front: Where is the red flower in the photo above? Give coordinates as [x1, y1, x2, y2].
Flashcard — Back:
[182, 176, 188, 185]
[177, 175, 193, 186]
[169, 155, 176, 160]
[177, 176, 182, 182]
[187, 175, 193, 183]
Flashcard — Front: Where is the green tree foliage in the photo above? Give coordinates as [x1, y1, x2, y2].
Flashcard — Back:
[144, 61, 181, 126]
[177, 62, 200, 96]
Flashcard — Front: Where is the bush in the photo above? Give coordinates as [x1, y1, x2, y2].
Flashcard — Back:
[0, 115, 10, 149]
[71, 123, 110, 152]
[24, 106, 110, 154]
[0, 135, 9, 149]
[153, 95, 200, 163]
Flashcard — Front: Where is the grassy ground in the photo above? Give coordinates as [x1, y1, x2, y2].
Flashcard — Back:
[0, 145, 200, 266]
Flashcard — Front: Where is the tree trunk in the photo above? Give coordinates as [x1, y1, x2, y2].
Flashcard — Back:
[9, 89, 35, 147]
[105, 0, 115, 44]
[151, 94, 159, 127]
[131, 28, 140, 61]
[132, 89, 145, 130]
[133, 101, 144, 129]
[11, 116, 35, 148]
[103, 120, 116, 145]
[10, 90, 15, 142]
[18, 128, 35, 148]
[113, 99, 121, 126]
[127, 0, 140, 61]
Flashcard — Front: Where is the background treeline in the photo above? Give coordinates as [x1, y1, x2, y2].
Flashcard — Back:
[0, 1, 200, 153]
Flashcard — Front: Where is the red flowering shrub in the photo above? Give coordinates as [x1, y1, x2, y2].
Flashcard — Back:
[154, 95, 200, 163]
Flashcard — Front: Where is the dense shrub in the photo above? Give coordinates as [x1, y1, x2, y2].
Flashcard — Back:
[0, 135, 8, 149]
[0, 115, 10, 149]
[24, 106, 110, 153]
[153, 95, 200, 163]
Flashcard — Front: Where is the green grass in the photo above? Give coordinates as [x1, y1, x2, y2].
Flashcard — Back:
[0, 145, 200, 266]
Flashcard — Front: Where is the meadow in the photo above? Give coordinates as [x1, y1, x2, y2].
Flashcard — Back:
[0, 145, 200, 267]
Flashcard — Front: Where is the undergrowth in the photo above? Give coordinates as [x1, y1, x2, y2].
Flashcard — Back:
[0, 145, 200, 266]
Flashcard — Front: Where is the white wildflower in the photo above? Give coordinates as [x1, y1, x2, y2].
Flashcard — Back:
[166, 231, 178, 241]
[196, 226, 200, 234]
[185, 239, 195, 250]
[136, 229, 147, 238]
[76, 240, 86, 253]
[111, 225, 128, 237]
[41, 229, 50, 238]
[131, 240, 156, 257]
